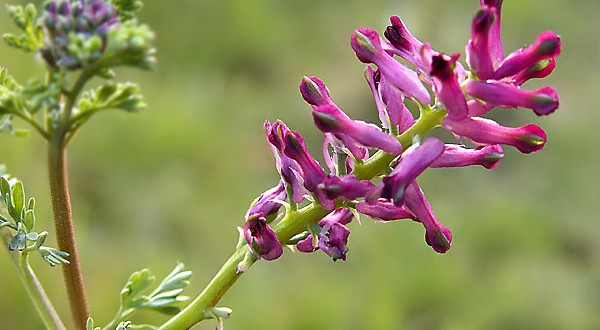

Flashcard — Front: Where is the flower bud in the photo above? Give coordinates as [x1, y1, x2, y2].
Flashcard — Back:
[494, 31, 561, 80]
[466, 8, 496, 79]
[404, 183, 452, 253]
[466, 81, 559, 116]
[443, 117, 546, 154]
[243, 214, 283, 261]
[430, 54, 468, 120]
[356, 200, 416, 221]
[431, 144, 504, 169]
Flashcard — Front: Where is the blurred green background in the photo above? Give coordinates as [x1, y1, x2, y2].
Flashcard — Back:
[1, 0, 599, 329]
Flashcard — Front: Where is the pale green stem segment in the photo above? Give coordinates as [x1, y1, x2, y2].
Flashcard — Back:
[1, 231, 67, 330]
[158, 106, 445, 330]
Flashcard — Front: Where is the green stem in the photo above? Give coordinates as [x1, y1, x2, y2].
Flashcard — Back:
[48, 141, 89, 329]
[1, 230, 66, 330]
[19, 251, 68, 330]
[158, 245, 255, 330]
[158, 204, 329, 330]
[158, 107, 446, 329]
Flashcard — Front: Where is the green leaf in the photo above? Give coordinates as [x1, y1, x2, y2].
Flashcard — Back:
[120, 269, 155, 308]
[0, 176, 10, 199]
[10, 180, 25, 220]
[38, 246, 70, 267]
[8, 230, 26, 251]
[3, 4, 41, 52]
[27, 197, 35, 210]
[86, 317, 101, 330]
[24, 209, 35, 231]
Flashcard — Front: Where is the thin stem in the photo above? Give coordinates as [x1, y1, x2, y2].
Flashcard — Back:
[13, 112, 50, 140]
[158, 245, 255, 330]
[20, 251, 68, 330]
[1, 230, 66, 330]
[158, 204, 329, 330]
[47, 141, 89, 329]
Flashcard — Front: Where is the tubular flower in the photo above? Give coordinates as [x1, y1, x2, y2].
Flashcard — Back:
[494, 31, 561, 80]
[296, 209, 354, 261]
[465, 7, 496, 80]
[350, 28, 431, 104]
[318, 175, 375, 201]
[243, 214, 283, 261]
[430, 54, 469, 120]
[466, 81, 559, 116]
[356, 200, 416, 222]
[300, 76, 403, 155]
[404, 183, 453, 253]
[443, 117, 546, 154]
[245, 181, 286, 221]
[368, 137, 445, 206]
[431, 144, 504, 169]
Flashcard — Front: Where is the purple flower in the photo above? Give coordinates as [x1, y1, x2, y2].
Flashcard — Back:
[378, 72, 417, 132]
[466, 7, 496, 80]
[480, 0, 504, 65]
[265, 120, 307, 203]
[245, 181, 286, 220]
[244, 214, 283, 261]
[383, 16, 427, 71]
[431, 144, 504, 169]
[466, 81, 559, 116]
[404, 182, 452, 253]
[511, 58, 556, 86]
[350, 28, 431, 104]
[297, 209, 353, 261]
[368, 137, 445, 206]
[356, 200, 416, 222]
[430, 54, 469, 120]
[443, 117, 546, 154]
[494, 31, 561, 80]
[318, 175, 375, 201]
[300, 76, 404, 155]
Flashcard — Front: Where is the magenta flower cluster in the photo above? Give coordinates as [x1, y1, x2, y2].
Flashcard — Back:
[244, 0, 560, 261]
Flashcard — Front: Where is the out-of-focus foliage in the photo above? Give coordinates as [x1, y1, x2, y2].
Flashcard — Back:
[0, 0, 598, 329]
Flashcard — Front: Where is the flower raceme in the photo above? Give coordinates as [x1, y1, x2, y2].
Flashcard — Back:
[242, 0, 560, 262]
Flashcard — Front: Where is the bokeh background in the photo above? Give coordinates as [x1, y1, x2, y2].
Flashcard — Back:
[1, 0, 599, 329]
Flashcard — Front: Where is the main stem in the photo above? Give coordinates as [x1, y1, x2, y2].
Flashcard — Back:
[48, 140, 89, 329]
